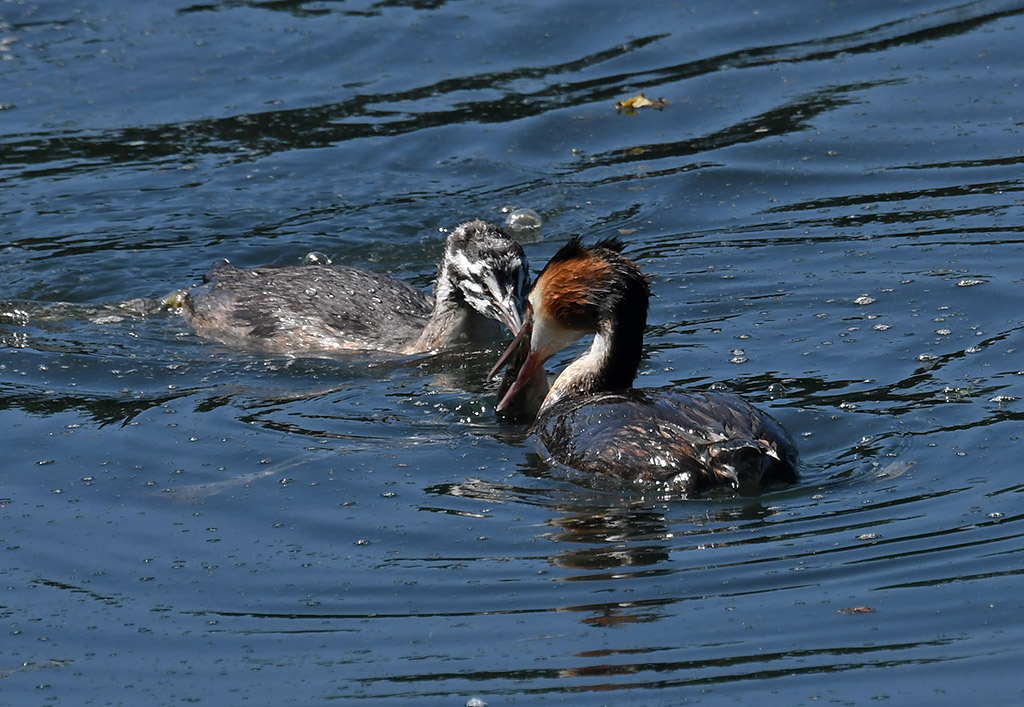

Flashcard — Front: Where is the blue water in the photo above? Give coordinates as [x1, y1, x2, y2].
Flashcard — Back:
[3, 0, 1024, 703]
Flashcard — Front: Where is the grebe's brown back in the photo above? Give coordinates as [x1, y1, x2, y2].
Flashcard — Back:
[494, 236, 797, 496]
[182, 219, 530, 355]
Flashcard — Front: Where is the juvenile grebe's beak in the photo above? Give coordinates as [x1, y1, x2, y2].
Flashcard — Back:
[492, 295, 525, 337]
[483, 284, 524, 338]
[461, 271, 526, 336]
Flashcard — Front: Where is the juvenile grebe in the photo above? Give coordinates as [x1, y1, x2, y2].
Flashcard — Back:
[493, 236, 798, 496]
[181, 219, 529, 355]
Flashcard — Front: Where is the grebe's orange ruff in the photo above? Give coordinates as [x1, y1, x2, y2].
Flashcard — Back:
[493, 236, 798, 496]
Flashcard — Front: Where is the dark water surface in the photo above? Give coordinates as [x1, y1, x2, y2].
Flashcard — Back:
[3, 0, 1024, 703]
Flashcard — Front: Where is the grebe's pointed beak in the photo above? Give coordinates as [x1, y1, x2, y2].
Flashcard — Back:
[488, 309, 532, 380]
[495, 345, 547, 412]
[492, 295, 525, 337]
[495, 321, 552, 409]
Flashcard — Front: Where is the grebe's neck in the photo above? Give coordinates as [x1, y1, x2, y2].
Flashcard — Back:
[410, 299, 464, 353]
[408, 267, 495, 353]
[541, 313, 645, 412]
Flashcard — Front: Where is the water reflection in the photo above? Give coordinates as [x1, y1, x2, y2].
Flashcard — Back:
[553, 636, 962, 689]
[350, 632, 963, 699]
[546, 507, 673, 574]
[31, 577, 124, 607]
[10, 2, 1016, 179]
[178, 0, 453, 19]
[0, 385, 189, 427]
[0, 294, 515, 429]
[0, 33, 668, 171]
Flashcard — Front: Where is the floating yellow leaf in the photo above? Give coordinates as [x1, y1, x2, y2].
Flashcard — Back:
[614, 92, 668, 115]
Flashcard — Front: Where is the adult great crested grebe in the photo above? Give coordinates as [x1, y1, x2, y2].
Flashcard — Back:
[181, 219, 530, 355]
[492, 236, 798, 496]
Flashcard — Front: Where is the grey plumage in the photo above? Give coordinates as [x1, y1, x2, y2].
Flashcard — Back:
[181, 219, 529, 355]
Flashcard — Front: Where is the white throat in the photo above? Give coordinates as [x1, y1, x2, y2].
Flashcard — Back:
[541, 327, 612, 412]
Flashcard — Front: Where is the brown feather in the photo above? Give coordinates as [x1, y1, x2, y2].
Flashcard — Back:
[535, 249, 611, 330]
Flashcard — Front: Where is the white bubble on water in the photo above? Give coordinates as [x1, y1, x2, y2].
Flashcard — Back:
[304, 251, 331, 265]
[502, 207, 542, 237]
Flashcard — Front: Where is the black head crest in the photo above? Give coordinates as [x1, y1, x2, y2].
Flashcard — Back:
[547, 234, 586, 267]
[595, 236, 626, 253]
